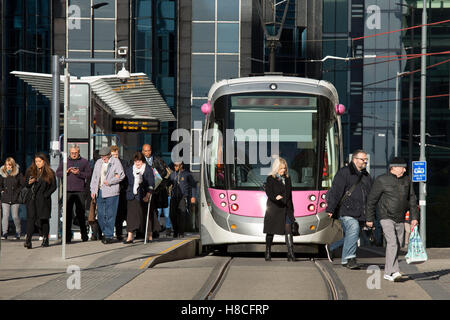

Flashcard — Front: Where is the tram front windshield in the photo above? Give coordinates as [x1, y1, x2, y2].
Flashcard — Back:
[228, 93, 319, 190]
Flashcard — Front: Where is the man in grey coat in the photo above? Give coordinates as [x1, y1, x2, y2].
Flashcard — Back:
[366, 157, 419, 282]
[90, 146, 125, 244]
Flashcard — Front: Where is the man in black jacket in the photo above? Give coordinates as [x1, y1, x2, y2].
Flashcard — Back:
[325, 149, 372, 269]
[366, 157, 418, 282]
[168, 161, 197, 238]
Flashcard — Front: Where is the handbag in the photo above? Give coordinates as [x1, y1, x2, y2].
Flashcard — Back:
[17, 186, 31, 204]
[405, 226, 428, 264]
[88, 197, 97, 223]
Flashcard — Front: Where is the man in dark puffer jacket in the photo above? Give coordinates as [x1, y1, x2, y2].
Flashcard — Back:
[366, 157, 418, 282]
[325, 150, 372, 269]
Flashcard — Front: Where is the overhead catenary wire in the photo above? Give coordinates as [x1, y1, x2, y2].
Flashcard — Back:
[364, 93, 450, 104]
[363, 57, 450, 88]
[352, 19, 450, 41]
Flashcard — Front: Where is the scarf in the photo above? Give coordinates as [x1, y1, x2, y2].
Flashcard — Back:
[276, 173, 286, 185]
[132, 164, 146, 195]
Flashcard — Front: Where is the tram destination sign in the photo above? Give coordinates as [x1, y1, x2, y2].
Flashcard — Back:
[112, 118, 160, 133]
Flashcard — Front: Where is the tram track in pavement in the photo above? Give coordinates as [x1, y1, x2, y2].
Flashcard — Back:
[311, 258, 348, 300]
[195, 255, 347, 300]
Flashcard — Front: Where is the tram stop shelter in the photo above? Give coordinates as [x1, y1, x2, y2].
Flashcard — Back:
[10, 71, 176, 160]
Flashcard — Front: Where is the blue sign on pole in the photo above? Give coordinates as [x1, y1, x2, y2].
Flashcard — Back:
[412, 161, 427, 182]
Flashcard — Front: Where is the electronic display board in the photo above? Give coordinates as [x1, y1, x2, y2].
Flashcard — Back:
[112, 118, 160, 133]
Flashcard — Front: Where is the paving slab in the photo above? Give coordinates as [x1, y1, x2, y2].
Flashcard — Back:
[0, 234, 199, 300]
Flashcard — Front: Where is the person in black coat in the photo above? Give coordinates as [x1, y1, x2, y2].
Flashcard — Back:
[167, 161, 197, 238]
[263, 157, 296, 261]
[24, 153, 57, 249]
[0, 157, 25, 240]
[123, 152, 156, 244]
[325, 149, 372, 269]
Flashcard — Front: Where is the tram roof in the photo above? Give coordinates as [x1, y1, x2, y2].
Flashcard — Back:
[10, 71, 176, 122]
[208, 76, 339, 107]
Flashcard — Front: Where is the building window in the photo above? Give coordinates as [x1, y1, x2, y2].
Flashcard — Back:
[67, 0, 116, 77]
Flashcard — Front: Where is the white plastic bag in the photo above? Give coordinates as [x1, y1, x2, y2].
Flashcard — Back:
[405, 226, 428, 264]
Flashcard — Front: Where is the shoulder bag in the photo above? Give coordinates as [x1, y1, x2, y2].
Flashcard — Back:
[17, 186, 31, 204]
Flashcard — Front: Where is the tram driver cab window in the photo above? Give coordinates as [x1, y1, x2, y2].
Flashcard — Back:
[206, 119, 225, 189]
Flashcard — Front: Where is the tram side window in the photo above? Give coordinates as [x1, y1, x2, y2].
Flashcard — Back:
[206, 120, 226, 189]
[322, 123, 338, 188]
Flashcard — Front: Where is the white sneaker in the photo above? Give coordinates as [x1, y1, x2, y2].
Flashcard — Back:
[392, 272, 403, 280]
[384, 273, 402, 282]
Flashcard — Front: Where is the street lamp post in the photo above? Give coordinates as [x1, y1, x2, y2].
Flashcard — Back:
[419, 0, 427, 247]
[51, 55, 128, 259]
[91, 2, 109, 76]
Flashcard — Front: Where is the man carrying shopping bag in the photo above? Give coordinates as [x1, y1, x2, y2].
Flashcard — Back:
[366, 157, 419, 282]
[405, 225, 428, 264]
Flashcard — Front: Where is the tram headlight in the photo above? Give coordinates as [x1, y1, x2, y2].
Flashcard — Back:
[231, 203, 239, 211]
[220, 202, 227, 207]
[309, 195, 317, 202]
[307, 204, 316, 212]
[219, 193, 226, 199]
[321, 193, 327, 200]
[230, 194, 237, 201]
[269, 83, 277, 90]
[320, 202, 327, 208]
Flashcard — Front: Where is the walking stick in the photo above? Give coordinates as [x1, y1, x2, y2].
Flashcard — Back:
[144, 193, 153, 244]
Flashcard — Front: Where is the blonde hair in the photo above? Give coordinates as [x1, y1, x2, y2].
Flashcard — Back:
[2, 157, 18, 176]
[269, 157, 289, 178]
[110, 145, 119, 153]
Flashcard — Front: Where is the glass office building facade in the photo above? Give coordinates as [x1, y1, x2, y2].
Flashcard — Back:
[1, 0, 449, 245]
[323, 0, 450, 246]
[132, 0, 176, 162]
[191, 0, 241, 127]
[0, 0, 52, 168]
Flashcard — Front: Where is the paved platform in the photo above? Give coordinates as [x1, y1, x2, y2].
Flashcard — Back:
[357, 246, 450, 300]
[0, 236, 448, 300]
[0, 233, 199, 300]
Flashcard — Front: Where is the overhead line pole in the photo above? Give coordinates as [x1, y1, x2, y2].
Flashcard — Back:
[419, 0, 427, 247]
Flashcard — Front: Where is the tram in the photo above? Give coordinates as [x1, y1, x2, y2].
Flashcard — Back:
[199, 76, 345, 253]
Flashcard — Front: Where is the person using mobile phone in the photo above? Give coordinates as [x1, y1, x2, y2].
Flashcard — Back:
[56, 144, 92, 243]
[24, 153, 57, 249]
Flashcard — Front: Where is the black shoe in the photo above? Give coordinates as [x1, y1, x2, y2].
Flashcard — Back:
[286, 234, 297, 262]
[81, 234, 89, 242]
[265, 235, 273, 261]
[102, 238, 114, 244]
[116, 235, 123, 241]
[24, 238, 32, 249]
[123, 239, 134, 244]
[343, 258, 360, 269]
[42, 237, 49, 247]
